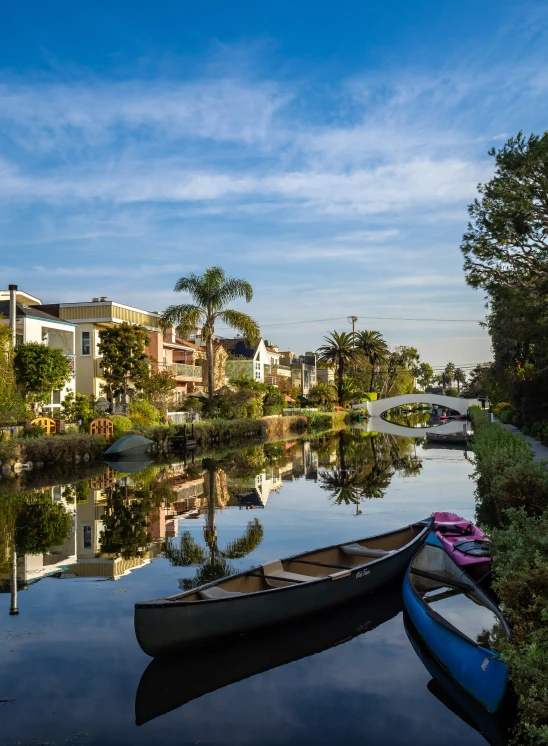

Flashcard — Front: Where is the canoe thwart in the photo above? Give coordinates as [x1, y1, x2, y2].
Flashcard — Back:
[261, 560, 325, 587]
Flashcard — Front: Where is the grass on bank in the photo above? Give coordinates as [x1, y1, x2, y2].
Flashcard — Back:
[470, 407, 548, 743]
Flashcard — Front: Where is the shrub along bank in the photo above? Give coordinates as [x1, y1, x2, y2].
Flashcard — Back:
[470, 407, 548, 743]
[0, 433, 106, 469]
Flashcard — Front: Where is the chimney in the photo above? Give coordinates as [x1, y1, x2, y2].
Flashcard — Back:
[9, 284, 17, 349]
[99, 296, 107, 302]
[92, 298, 99, 303]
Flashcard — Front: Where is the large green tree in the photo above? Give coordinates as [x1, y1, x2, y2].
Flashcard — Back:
[98, 322, 150, 404]
[416, 361, 435, 391]
[13, 342, 72, 410]
[317, 331, 362, 406]
[162, 267, 260, 403]
[355, 330, 389, 392]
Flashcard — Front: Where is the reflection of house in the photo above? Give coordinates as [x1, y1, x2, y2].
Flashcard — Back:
[230, 468, 283, 508]
[290, 441, 319, 479]
[0, 288, 77, 415]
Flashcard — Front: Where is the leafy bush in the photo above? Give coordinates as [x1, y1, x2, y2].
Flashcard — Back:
[490, 510, 548, 744]
[110, 414, 134, 440]
[492, 401, 511, 417]
[20, 424, 47, 439]
[470, 406, 548, 743]
[499, 406, 516, 424]
[529, 421, 548, 442]
[128, 400, 161, 427]
[22, 433, 105, 464]
[61, 392, 97, 426]
[0, 439, 22, 463]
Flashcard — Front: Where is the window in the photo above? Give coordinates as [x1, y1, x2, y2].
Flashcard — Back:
[81, 331, 91, 356]
[52, 390, 61, 404]
[83, 525, 92, 550]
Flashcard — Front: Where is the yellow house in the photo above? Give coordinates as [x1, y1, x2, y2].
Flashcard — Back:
[39, 298, 162, 398]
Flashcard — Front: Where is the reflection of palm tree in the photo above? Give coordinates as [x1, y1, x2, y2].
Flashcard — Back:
[165, 466, 264, 590]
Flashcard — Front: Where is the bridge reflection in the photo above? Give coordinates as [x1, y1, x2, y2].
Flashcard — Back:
[358, 417, 469, 439]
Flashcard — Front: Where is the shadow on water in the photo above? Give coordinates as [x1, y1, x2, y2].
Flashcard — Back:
[135, 582, 404, 725]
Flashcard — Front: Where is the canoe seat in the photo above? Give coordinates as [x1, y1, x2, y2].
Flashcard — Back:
[340, 543, 395, 558]
[262, 560, 323, 588]
[198, 586, 243, 600]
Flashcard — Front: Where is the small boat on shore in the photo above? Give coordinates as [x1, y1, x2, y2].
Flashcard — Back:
[433, 511, 491, 576]
[136, 582, 403, 725]
[104, 434, 154, 459]
[135, 518, 432, 657]
[403, 533, 510, 713]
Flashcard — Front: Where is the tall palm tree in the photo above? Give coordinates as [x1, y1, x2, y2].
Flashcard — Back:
[317, 331, 362, 406]
[162, 267, 260, 400]
[454, 367, 466, 393]
[355, 330, 389, 392]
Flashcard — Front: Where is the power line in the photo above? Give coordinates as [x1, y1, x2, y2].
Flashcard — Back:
[217, 313, 485, 330]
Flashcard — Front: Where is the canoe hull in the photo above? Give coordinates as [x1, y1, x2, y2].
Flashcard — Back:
[402, 538, 508, 713]
[135, 521, 430, 657]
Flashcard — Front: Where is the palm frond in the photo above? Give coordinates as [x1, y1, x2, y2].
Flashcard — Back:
[161, 304, 204, 337]
[216, 277, 254, 306]
[219, 309, 260, 345]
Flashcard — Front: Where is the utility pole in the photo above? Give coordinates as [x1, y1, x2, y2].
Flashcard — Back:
[348, 316, 358, 344]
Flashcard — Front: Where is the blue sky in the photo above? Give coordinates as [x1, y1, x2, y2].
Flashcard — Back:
[1, 1, 548, 367]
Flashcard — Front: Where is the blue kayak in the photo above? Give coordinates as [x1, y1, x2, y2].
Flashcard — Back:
[403, 533, 510, 713]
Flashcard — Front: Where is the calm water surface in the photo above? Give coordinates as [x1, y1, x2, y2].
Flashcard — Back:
[0, 431, 501, 746]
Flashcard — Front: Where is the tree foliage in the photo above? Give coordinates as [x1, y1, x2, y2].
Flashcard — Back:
[0, 323, 28, 423]
[98, 322, 150, 403]
[317, 331, 362, 406]
[15, 492, 71, 555]
[139, 368, 177, 413]
[13, 342, 72, 407]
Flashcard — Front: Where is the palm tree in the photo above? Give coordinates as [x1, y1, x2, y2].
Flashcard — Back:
[308, 381, 337, 407]
[355, 330, 389, 392]
[454, 367, 466, 393]
[444, 362, 456, 388]
[162, 267, 260, 400]
[317, 331, 362, 406]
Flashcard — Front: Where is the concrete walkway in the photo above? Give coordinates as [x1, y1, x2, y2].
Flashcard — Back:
[495, 419, 548, 461]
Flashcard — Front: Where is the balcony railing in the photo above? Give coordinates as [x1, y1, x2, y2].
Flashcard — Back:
[165, 363, 203, 379]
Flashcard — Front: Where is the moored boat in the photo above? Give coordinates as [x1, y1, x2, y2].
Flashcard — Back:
[433, 511, 491, 575]
[135, 518, 432, 657]
[403, 533, 510, 713]
[136, 582, 403, 725]
[104, 434, 154, 458]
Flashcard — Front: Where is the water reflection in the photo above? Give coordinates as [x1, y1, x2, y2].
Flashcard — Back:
[136, 582, 403, 725]
[1, 431, 424, 611]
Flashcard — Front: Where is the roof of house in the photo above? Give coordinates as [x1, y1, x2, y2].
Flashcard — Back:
[219, 339, 258, 359]
[266, 346, 280, 354]
[0, 301, 76, 326]
[174, 338, 205, 352]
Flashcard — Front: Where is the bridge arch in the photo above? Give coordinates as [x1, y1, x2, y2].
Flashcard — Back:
[354, 394, 483, 417]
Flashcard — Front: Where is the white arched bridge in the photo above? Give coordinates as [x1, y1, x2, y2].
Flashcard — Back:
[352, 394, 484, 439]
[354, 393, 483, 417]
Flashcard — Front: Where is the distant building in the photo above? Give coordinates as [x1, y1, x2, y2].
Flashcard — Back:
[279, 351, 317, 395]
[317, 367, 335, 385]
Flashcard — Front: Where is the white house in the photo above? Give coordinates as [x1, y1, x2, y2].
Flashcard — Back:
[221, 337, 272, 383]
[0, 292, 77, 415]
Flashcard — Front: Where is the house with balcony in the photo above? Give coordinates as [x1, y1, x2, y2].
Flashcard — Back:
[37, 297, 163, 399]
[317, 367, 335, 385]
[147, 327, 205, 402]
[0, 290, 77, 415]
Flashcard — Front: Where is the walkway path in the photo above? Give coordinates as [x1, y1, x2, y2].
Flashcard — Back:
[495, 419, 548, 461]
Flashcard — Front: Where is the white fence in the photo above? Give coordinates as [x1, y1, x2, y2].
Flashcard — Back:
[167, 411, 201, 425]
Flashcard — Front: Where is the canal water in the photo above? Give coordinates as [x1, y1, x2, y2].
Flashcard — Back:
[0, 430, 502, 746]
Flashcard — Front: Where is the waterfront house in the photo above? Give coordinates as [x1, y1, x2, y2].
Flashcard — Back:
[221, 337, 271, 383]
[279, 351, 317, 395]
[0, 289, 77, 415]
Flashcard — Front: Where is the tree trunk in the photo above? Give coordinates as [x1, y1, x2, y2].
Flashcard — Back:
[206, 335, 215, 399]
[369, 364, 375, 392]
[337, 356, 344, 406]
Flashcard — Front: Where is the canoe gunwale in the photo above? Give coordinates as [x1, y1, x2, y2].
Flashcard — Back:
[135, 518, 433, 610]
[405, 542, 511, 651]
